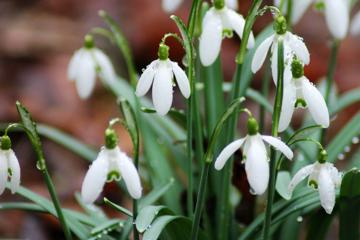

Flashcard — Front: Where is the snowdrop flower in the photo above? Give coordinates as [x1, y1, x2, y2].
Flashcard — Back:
[162, 0, 238, 13]
[278, 59, 329, 132]
[288, 150, 342, 214]
[251, 16, 310, 83]
[214, 117, 293, 195]
[274, 0, 349, 39]
[199, 0, 255, 66]
[350, 11, 360, 35]
[68, 35, 117, 99]
[0, 135, 20, 195]
[135, 43, 190, 116]
[81, 128, 142, 204]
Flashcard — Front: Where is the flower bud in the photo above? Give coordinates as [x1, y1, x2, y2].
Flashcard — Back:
[273, 15, 287, 35]
[247, 117, 259, 136]
[214, 0, 225, 9]
[105, 128, 118, 149]
[318, 149, 328, 164]
[84, 35, 95, 49]
[158, 43, 169, 60]
[291, 59, 304, 79]
[1, 135, 11, 150]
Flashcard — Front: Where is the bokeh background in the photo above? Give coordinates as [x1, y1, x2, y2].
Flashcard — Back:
[0, 0, 359, 238]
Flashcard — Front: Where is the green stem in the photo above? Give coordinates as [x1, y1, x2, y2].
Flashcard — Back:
[285, 0, 293, 27]
[262, 38, 285, 240]
[259, 61, 271, 132]
[132, 131, 140, 240]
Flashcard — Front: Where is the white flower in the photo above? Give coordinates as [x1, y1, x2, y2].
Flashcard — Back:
[162, 0, 238, 13]
[251, 19, 310, 83]
[288, 161, 342, 214]
[81, 146, 142, 204]
[350, 11, 360, 35]
[278, 60, 329, 132]
[0, 149, 21, 195]
[225, 0, 239, 11]
[274, 0, 349, 39]
[215, 118, 293, 195]
[199, 6, 255, 66]
[68, 37, 117, 99]
[135, 57, 190, 116]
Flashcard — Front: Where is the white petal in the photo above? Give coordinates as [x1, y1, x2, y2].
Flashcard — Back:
[171, 61, 190, 98]
[93, 48, 117, 85]
[135, 60, 157, 96]
[288, 164, 314, 194]
[81, 150, 109, 204]
[291, 0, 313, 24]
[350, 11, 360, 35]
[244, 136, 269, 195]
[326, 163, 342, 187]
[200, 9, 223, 66]
[0, 151, 8, 195]
[76, 51, 96, 99]
[152, 62, 173, 115]
[162, 0, 183, 13]
[7, 150, 20, 194]
[278, 83, 296, 132]
[324, 0, 349, 39]
[226, 9, 254, 49]
[318, 167, 336, 214]
[261, 135, 293, 159]
[214, 138, 246, 170]
[251, 34, 275, 73]
[271, 41, 278, 85]
[301, 77, 330, 128]
[117, 153, 142, 199]
[67, 49, 83, 81]
[226, 0, 238, 10]
[286, 32, 310, 65]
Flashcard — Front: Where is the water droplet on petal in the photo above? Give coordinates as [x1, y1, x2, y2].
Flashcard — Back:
[297, 216, 303, 222]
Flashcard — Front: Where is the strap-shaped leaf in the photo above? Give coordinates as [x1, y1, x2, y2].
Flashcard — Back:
[135, 205, 173, 233]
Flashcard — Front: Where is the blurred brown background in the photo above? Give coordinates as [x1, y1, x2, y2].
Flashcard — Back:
[0, 0, 359, 238]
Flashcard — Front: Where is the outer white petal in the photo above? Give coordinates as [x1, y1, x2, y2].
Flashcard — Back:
[171, 61, 190, 98]
[200, 10, 223, 66]
[76, 51, 96, 99]
[271, 41, 278, 85]
[350, 11, 360, 35]
[135, 60, 157, 96]
[291, 0, 313, 24]
[214, 137, 246, 170]
[324, 0, 349, 39]
[162, 0, 183, 13]
[0, 151, 8, 195]
[67, 49, 83, 81]
[93, 48, 117, 85]
[226, 0, 238, 10]
[278, 83, 296, 132]
[261, 135, 293, 159]
[301, 77, 330, 128]
[117, 152, 142, 199]
[81, 151, 109, 204]
[152, 62, 173, 115]
[318, 167, 336, 214]
[327, 163, 342, 187]
[251, 34, 275, 73]
[288, 164, 314, 194]
[226, 9, 254, 49]
[7, 150, 20, 194]
[244, 136, 269, 195]
[286, 32, 310, 65]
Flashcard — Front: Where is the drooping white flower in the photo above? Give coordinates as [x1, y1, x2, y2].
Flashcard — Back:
[274, 0, 349, 39]
[350, 11, 360, 35]
[214, 117, 293, 195]
[162, 0, 238, 13]
[135, 44, 190, 116]
[199, 4, 255, 66]
[278, 59, 329, 132]
[0, 136, 20, 195]
[68, 35, 117, 99]
[81, 129, 142, 204]
[288, 153, 342, 214]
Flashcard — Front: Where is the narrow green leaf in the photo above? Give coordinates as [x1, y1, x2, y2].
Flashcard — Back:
[276, 171, 292, 200]
[103, 198, 133, 217]
[0, 202, 45, 212]
[330, 87, 360, 115]
[306, 209, 335, 240]
[142, 215, 182, 240]
[91, 219, 124, 236]
[135, 205, 173, 233]
[287, 125, 323, 145]
[138, 178, 175, 209]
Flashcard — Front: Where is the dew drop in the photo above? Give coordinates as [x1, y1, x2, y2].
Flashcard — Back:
[249, 188, 256, 195]
[36, 161, 43, 170]
[141, 68, 146, 73]
[338, 153, 345, 161]
[344, 146, 351, 153]
[147, 224, 152, 230]
[182, 55, 189, 67]
[352, 136, 359, 144]
[296, 216, 303, 222]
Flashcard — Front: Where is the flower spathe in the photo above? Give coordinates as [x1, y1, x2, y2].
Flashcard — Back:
[199, 5, 255, 66]
[214, 124, 293, 195]
[135, 58, 190, 116]
[0, 149, 20, 195]
[68, 36, 117, 99]
[81, 146, 142, 204]
[288, 162, 342, 214]
[162, 0, 238, 13]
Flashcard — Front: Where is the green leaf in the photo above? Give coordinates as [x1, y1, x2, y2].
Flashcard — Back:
[276, 171, 291, 200]
[103, 198, 133, 217]
[306, 209, 335, 240]
[339, 168, 360, 240]
[75, 193, 108, 222]
[91, 219, 124, 236]
[142, 215, 182, 240]
[135, 205, 173, 233]
[287, 125, 323, 145]
[330, 87, 360, 115]
[138, 178, 175, 209]
[0, 202, 45, 212]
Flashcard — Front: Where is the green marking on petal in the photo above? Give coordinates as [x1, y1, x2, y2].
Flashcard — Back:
[295, 98, 307, 108]
[107, 171, 121, 182]
[309, 180, 318, 189]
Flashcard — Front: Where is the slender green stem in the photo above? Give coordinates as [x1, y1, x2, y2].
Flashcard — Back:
[132, 134, 140, 240]
[262, 38, 285, 240]
[285, 0, 293, 26]
[259, 61, 271, 132]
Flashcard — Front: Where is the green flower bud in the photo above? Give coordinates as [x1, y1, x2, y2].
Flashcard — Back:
[105, 128, 118, 149]
[273, 15, 287, 35]
[1, 135, 11, 150]
[291, 59, 304, 79]
[247, 117, 259, 136]
[318, 149, 328, 164]
[84, 35, 95, 49]
[158, 43, 169, 60]
[214, 0, 225, 9]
